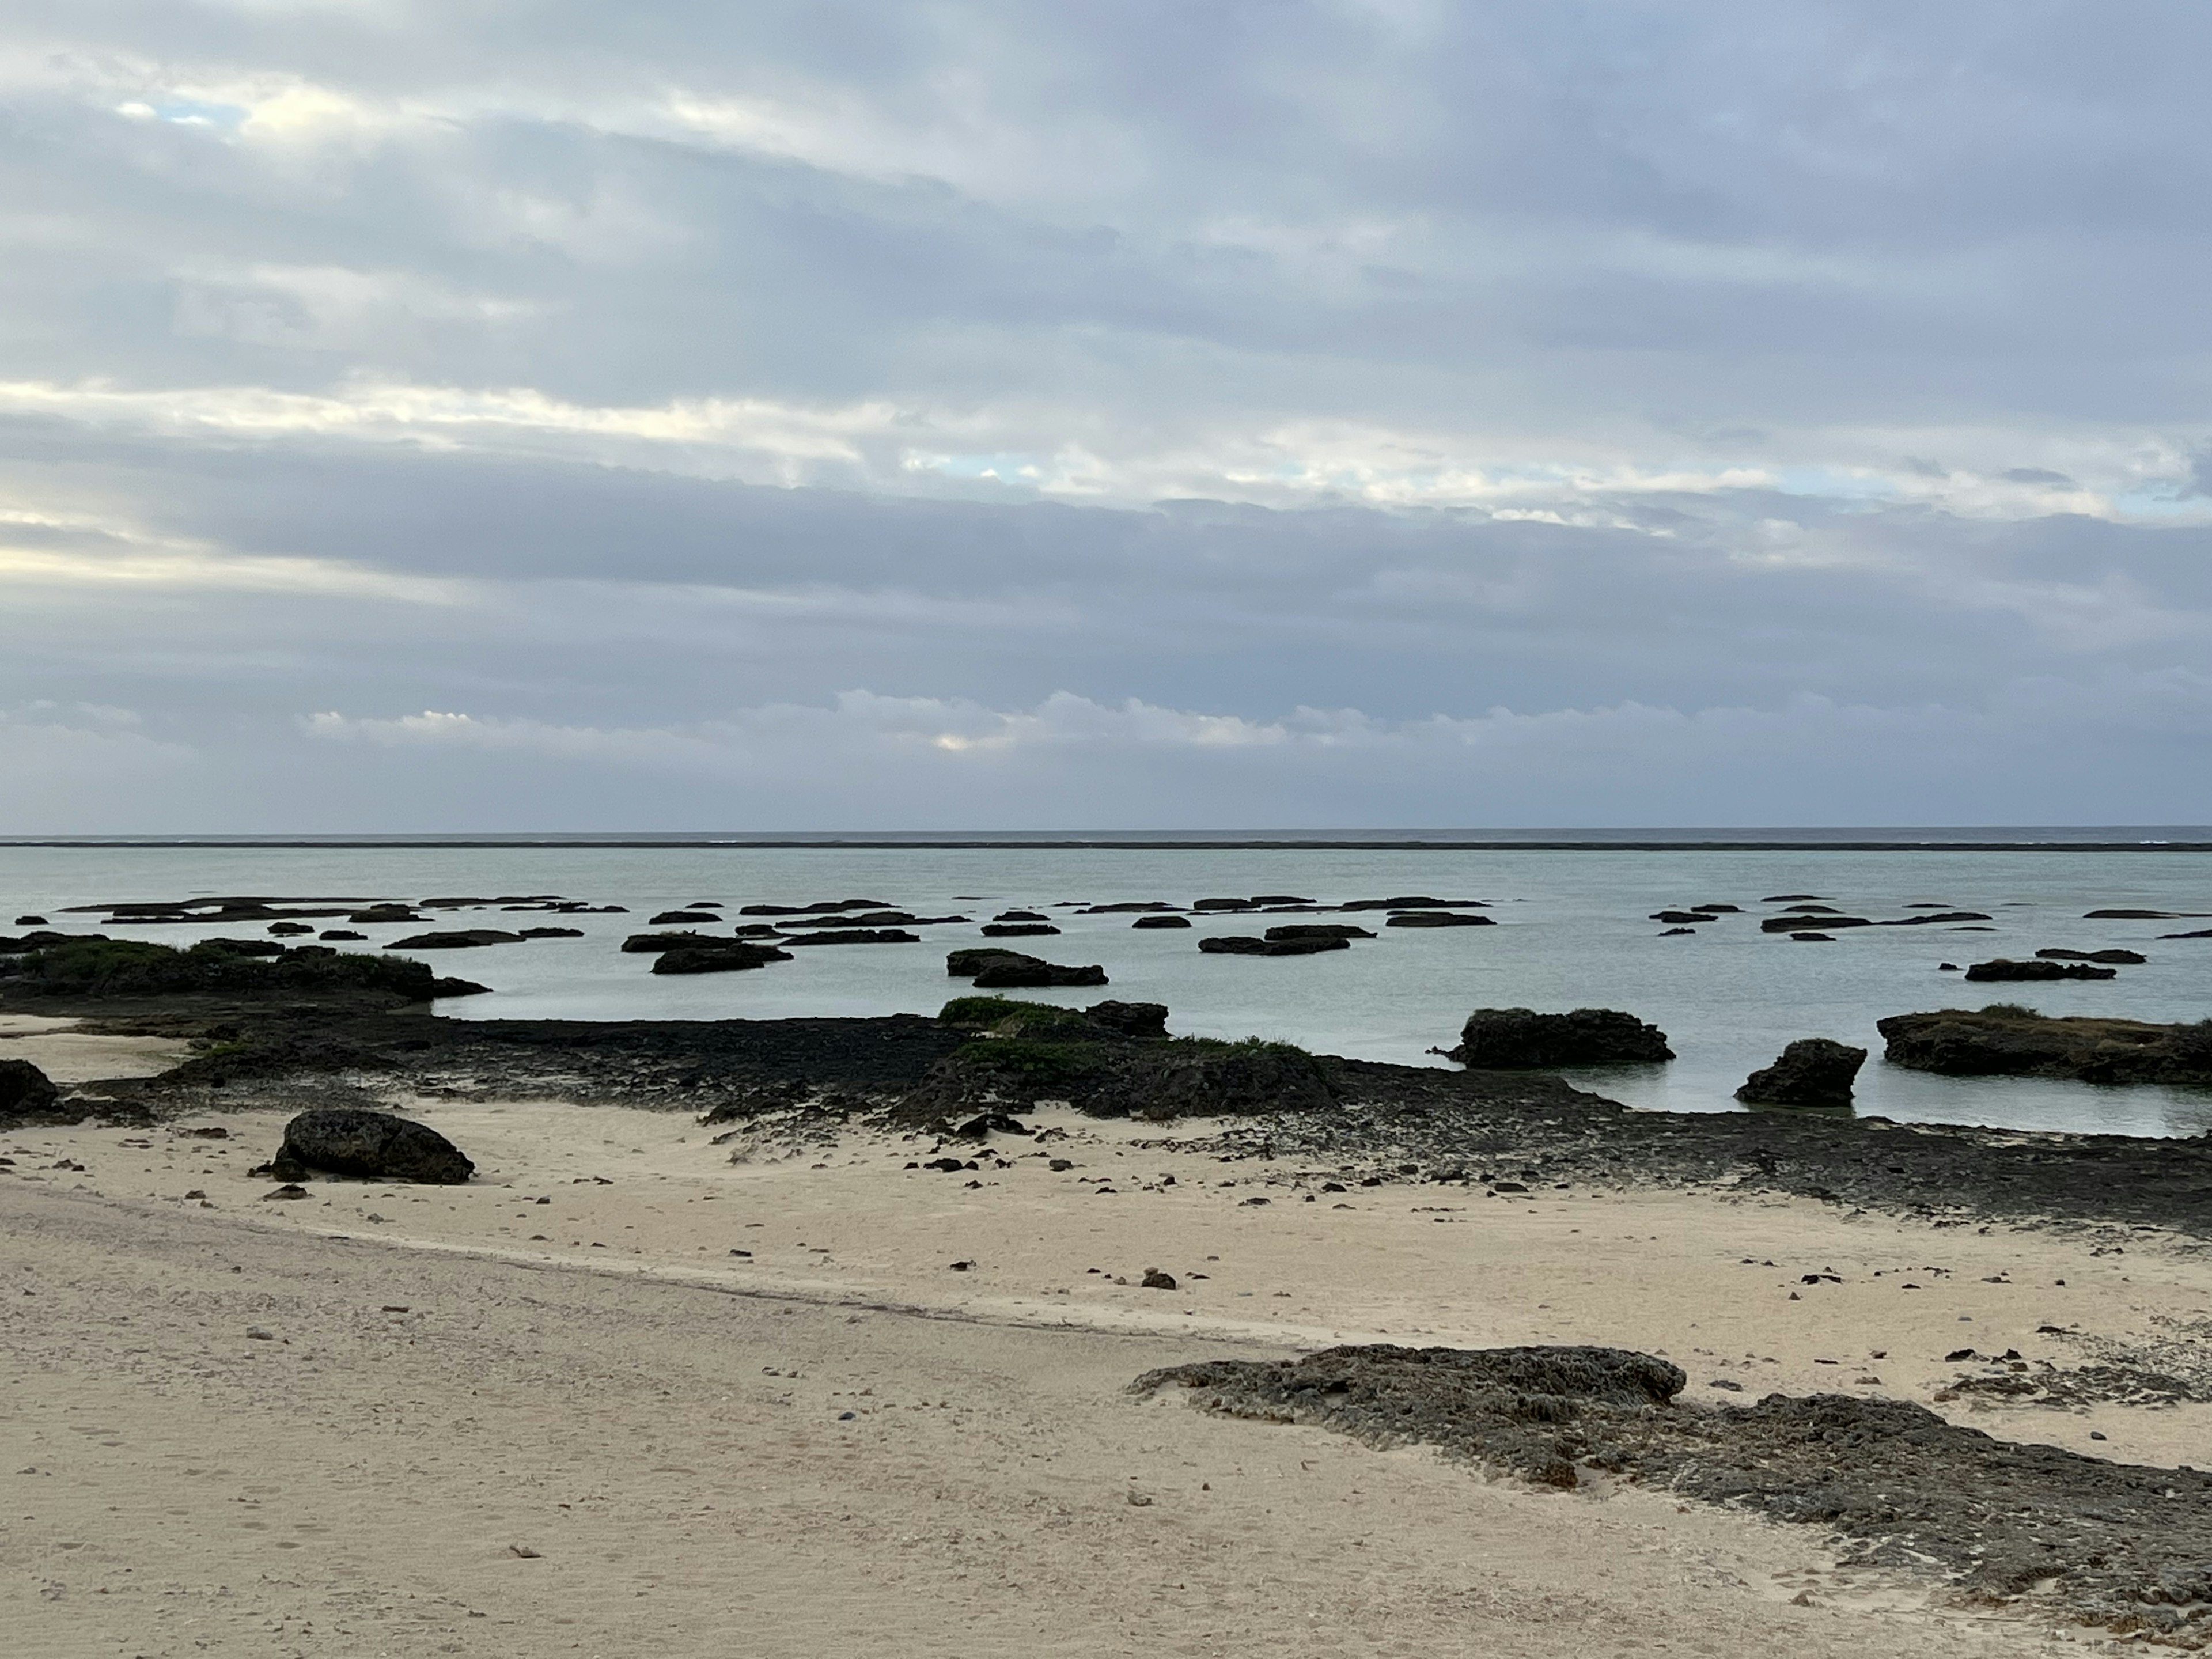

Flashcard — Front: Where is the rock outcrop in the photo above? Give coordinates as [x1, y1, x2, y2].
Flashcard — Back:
[1199, 935, 1349, 956]
[1878, 1008, 2212, 1084]
[1964, 959, 2117, 982]
[1449, 1008, 1673, 1067]
[1735, 1038, 1867, 1105]
[0, 1058, 60, 1123]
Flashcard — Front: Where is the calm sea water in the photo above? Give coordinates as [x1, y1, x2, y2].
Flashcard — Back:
[5, 841, 2210, 1139]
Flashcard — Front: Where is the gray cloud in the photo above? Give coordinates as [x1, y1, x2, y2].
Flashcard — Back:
[0, 2, 2208, 827]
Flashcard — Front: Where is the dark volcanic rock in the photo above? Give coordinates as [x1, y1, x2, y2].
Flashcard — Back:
[1131, 915, 1191, 929]
[1878, 1008, 2212, 1084]
[652, 944, 793, 974]
[1192, 897, 1259, 911]
[1649, 910, 1715, 924]
[14, 914, 47, 926]
[946, 947, 1030, 978]
[518, 926, 586, 938]
[261, 1107, 474, 1184]
[2035, 948, 2146, 964]
[650, 909, 720, 926]
[1759, 915, 1872, 931]
[1085, 1000, 1170, 1039]
[1450, 1008, 1673, 1067]
[1200, 934, 1349, 956]
[621, 930, 729, 954]
[1339, 896, 1484, 911]
[981, 923, 1060, 937]
[1876, 911, 1992, 926]
[1141, 1268, 1178, 1290]
[778, 929, 920, 946]
[0, 1058, 61, 1122]
[267, 922, 315, 936]
[387, 930, 524, 950]
[971, 956, 1108, 988]
[1964, 958, 2117, 982]
[1134, 1344, 2212, 1641]
[5, 936, 482, 1001]
[1736, 1038, 1867, 1106]
[347, 904, 422, 924]
[994, 910, 1049, 922]
[1385, 911, 1495, 929]
[1264, 924, 1375, 942]
[1084, 902, 1176, 914]
[319, 929, 368, 941]
[2085, 908, 2175, 919]
[1660, 926, 1695, 936]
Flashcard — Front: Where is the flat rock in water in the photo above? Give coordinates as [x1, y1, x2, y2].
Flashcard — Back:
[1199, 934, 1349, 956]
[649, 909, 720, 926]
[980, 922, 1060, 937]
[518, 926, 586, 938]
[1131, 915, 1191, 929]
[651, 944, 793, 974]
[778, 929, 920, 946]
[1760, 915, 1872, 931]
[2036, 948, 2146, 964]
[1385, 911, 1495, 928]
[259, 1107, 474, 1184]
[1965, 958, 2117, 982]
[1264, 923, 1375, 942]
[386, 930, 524, 949]
[1450, 1007, 1673, 1067]
[968, 953, 1108, 988]
[1736, 1037, 1867, 1105]
[1339, 896, 1484, 911]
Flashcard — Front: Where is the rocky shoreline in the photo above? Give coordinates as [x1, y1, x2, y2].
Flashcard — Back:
[8, 966, 2208, 1240]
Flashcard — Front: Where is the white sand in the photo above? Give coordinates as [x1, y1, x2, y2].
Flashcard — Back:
[5, 1093, 2202, 1656]
[0, 1014, 194, 1085]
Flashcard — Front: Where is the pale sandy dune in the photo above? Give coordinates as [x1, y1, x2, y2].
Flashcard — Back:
[2, 1097, 2200, 1655]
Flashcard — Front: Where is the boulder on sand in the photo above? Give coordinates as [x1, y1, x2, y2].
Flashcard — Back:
[0, 1058, 60, 1122]
[257, 1107, 474, 1184]
[1449, 1008, 1674, 1067]
[1735, 1038, 1868, 1105]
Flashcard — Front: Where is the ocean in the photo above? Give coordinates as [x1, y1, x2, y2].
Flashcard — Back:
[5, 834, 2209, 1139]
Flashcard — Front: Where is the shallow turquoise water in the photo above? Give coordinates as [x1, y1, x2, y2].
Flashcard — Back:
[5, 842, 2209, 1138]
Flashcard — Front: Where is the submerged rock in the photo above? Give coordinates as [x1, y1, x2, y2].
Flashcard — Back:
[1450, 1008, 1673, 1067]
[1736, 1038, 1867, 1105]
[259, 1107, 474, 1184]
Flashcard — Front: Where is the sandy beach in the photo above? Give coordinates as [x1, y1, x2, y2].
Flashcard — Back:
[6, 1061, 2205, 1655]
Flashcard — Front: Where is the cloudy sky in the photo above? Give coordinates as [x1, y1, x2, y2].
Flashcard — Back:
[3, 1, 2210, 831]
